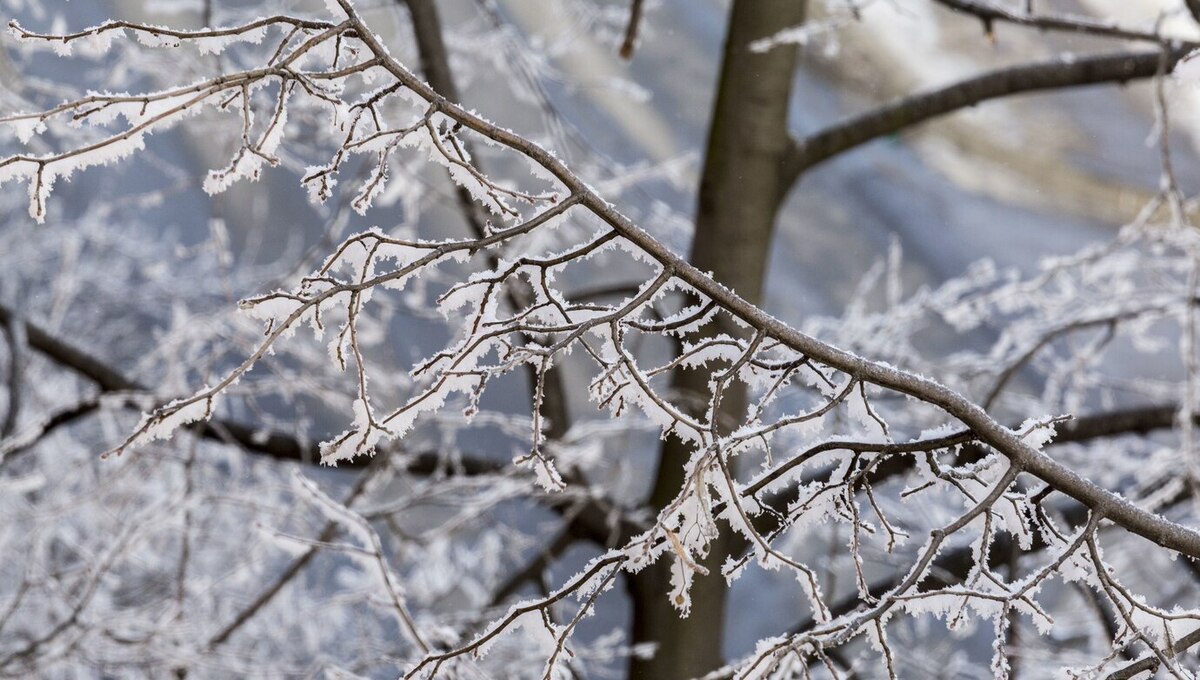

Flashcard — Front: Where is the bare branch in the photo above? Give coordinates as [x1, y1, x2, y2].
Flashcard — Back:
[782, 47, 1193, 187]
[930, 0, 1196, 45]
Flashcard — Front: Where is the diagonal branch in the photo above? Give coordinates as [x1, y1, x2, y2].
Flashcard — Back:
[337, 0, 1200, 559]
[487, 527, 576, 606]
[204, 454, 389, 651]
[780, 47, 1192, 190]
[0, 304, 139, 393]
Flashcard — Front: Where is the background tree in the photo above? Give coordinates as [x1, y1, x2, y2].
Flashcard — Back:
[3, 0, 1200, 678]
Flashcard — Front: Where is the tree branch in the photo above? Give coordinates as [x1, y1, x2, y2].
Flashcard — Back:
[759, 403, 1200, 668]
[1106, 625, 1200, 679]
[205, 454, 390, 651]
[399, 0, 491, 240]
[930, 0, 1194, 45]
[487, 527, 576, 606]
[781, 47, 1191, 189]
[0, 304, 138, 393]
[618, 0, 646, 59]
[0, 302, 355, 466]
[337, 0, 1200, 559]
[397, 0, 574, 443]
[638, 399, 1196, 653]
[0, 303, 642, 578]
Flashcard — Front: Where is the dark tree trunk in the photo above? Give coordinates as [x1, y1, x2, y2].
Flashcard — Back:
[628, 1, 806, 678]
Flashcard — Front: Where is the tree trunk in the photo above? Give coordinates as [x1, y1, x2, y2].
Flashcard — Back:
[628, 1, 806, 678]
